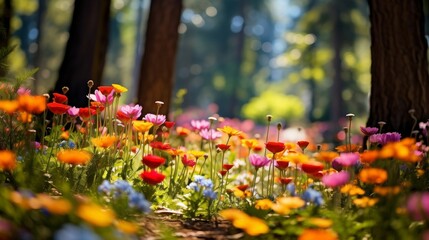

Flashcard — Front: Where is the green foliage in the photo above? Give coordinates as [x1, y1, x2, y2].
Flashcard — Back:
[241, 90, 305, 124]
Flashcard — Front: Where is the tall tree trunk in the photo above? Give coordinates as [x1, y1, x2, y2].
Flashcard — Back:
[54, 0, 111, 107]
[137, 0, 183, 116]
[0, 0, 12, 77]
[366, 0, 429, 137]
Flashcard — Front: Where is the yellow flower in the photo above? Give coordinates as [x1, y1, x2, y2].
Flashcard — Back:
[217, 126, 242, 137]
[315, 151, 338, 163]
[132, 120, 153, 133]
[283, 152, 309, 164]
[219, 209, 269, 236]
[112, 84, 128, 93]
[10, 191, 41, 210]
[57, 150, 92, 165]
[353, 197, 378, 208]
[91, 135, 118, 149]
[37, 194, 72, 215]
[358, 168, 388, 184]
[255, 199, 273, 210]
[299, 229, 338, 240]
[138, 132, 155, 143]
[241, 139, 259, 149]
[77, 203, 115, 227]
[115, 220, 138, 234]
[373, 186, 400, 196]
[307, 218, 333, 228]
[188, 150, 206, 159]
[271, 197, 305, 215]
[340, 184, 365, 196]
[165, 148, 185, 157]
[0, 150, 17, 170]
[0, 100, 19, 114]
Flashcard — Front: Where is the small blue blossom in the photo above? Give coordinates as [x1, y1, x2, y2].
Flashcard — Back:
[54, 224, 101, 240]
[113, 180, 133, 194]
[193, 175, 205, 184]
[200, 179, 213, 189]
[68, 140, 76, 149]
[203, 189, 217, 200]
[187, 182, 199, 191]
[286, 183, 296, 196]
[98, 180, 113, 195]
[302, 188, 324, 206]
[58, 140, 68, 148]
[128, 191, 151, 213]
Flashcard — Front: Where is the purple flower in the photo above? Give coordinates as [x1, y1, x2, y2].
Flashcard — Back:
[360, 126, 379, 136]
[407, 192, 429, 221]
[369, 132, 401, 145]
[419, 121, 429, 136]
[119, 104, 142, 120]
[144, 113, 166, 126]
[89, 90, 114, 105]
[190, 120, 211, 131]
[249, 154, 270, 170]
[322, 171, 350, 188]
[67, 106, 79, 117]
[334, 152, 360, 167]
[199, 129, 222, 140]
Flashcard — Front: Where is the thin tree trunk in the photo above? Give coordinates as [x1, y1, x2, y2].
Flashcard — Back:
[54, 0, 111, 107]
[366, 0, 429, 137]
[137, 0, 183, 116]
[0, 0, 12, 77]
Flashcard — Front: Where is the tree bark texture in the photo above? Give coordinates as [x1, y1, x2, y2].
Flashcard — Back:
[367, 0, 429, 137]
[54, 0, 111, 107]
[137, 0, 183, 116]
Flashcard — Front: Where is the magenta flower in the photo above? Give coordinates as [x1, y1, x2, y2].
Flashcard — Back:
[334, 152, 360, 167]
[199, 129, 222, 140]
[369, 132, 401, 145]
[407, 192, 429, 221]
[67, 106, 79, 117]
[322, 171, 350, 188]
[119, 104, 142, 120]
[249, 154, 270, 170]
[89, 90, 114, 105]
[144, 113, 166, 126]
[360, 126, 379, 136]
[17, 87, 31, 95]
[190, 120, 211, 131]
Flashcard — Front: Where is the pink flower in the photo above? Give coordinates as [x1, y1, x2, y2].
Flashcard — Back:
[17, 87, 31, 95]
[369, 132, 401, 145]
[144, 113, 166, 126]
[360, 126, 379, 136]
[67, 106, 80, 117]
[89, 90, 114, 105]
[199, 129, 222, 140]
[322, 171, 350, 188]
[249, 154, 270, 170]
[334, 152, 360, 167]
[190, 120, 210, 131]
[407, 192, 429, 221]
[118, 104, 142, 120]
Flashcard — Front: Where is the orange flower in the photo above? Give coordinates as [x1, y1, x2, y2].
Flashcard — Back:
[379, 138, 422, 162]
[340, 184, 365, 196]
[360, 150, 379, 164]
[219, 209, 269, 236]
[373, 186, 400, 196]
[91, 135, 118, 149]
[77, 203, 115, 227]
[353, 197, 378, 208]
[0, 150, 17, 170]
[335, 144, 361, 153]
[176, 126, 191, 137]
[37, 194, 72, 215]
[0, 100, 19, 114]
[217, 126, 242, 137]
[358, 168, 388, 184]
[241, 138, 259, 149]
[283, 152, 309, 164]
[115, 220, 138, 234]
[255, 199, 273, 210]
[315, 151, 338, 163]
[307, 218, 333, 228]
[17, 111, 32, 123]
[271, 197, 305, 215]
[17, 95, 46, 114]
[57, 150, 92, 165]
[299, 229, 338, 240]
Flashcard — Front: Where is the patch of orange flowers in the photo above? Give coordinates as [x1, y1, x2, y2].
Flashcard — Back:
[57, 149, 92, 165]
[220, 208, 269, 236]
[0, 150, 17, 170]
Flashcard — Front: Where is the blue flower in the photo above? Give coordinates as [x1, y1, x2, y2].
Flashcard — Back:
[54, 224, 101, 240]
[128, 191, 151, 213]
[68, 141, 76, 149]
[286, 183, 296, 196]
[187, 182, 199, 191]
[193, 175, 205, 184]
[113, 180, 133, 194]
[98, 180, 113, 195]
[301, 188, 324, 206]
[200, 179, 213, 189]
[203, 189, 217, 200]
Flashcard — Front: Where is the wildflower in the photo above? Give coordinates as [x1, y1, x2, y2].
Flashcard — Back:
[190, 120, 211, 131]
[57, 150, 92, 165]
[140, 170, 165, 185]
[379, 138, 422, 162]
[17, 86, 31, 95]
[127, 191, 151, 213]
[340, 184, 365, 196]
[188, 150, 206, 159]
[52, 93, 68, 104]
[89, 89, 114, 105]
[255, 199, 273, 210]
[115, 220, 138, 235]
[279, 177, 293, 185]
[334, 152, 360, 167]
[142, 155, 166, 169]
[0, 150, 17, 170]
[97, 86, 114, 95]
[149, 141, 171, 151]
[216, 143, 231, 151]
[181, 155, 196, 167]
[117, 104, 142, 123]
[222, 164, 234, 171]
[353, 197, 378, 208]
[217, 126, 242, 137]
[112, 83, 128, 93]
[301, 188, 324, 206]
[271, 196, 305, 215]
[335, 144, 361, 153]
[78, 107, 96, 120]
[360, 150, 379, 164]
[241, 138, 259, 149]
[203, 189, 217, 200]
[132, 120, 153, 132]
[17, 111, 32, 123]
[360, 126, 379, 136]
[37, 194, 72, 215]
[164, 121, 175, 129]
[369, 132, 401, 145]
[0, 100, 19, 114]
[91, 135, 118, 149]
[219, 209, 269, 236]
[406, 192, 429, 221]
[199, 129, 222, 140]
[301, 161, 324, 173]
[176, 126, 191, 137]
[219, 170, 228, 176]
[275, 160, 290, 170]
[283, 152, 309, 164]
[298, 229, 338, 240]
[67, 106, 79, 117]
[322, 171, 350, 188]
[265, 141, 286, 154]
[358, 168, 387, 184]
[297, 140, 310, 151]
[373, 186, 400, 196]
[54, 224, 101, 240]
[47, 102, 70, 115]
[249, 154, 270, 170]
[77, 203, 115, 227]
[17, 95, 46, 114]
[315, 151, 339, 163]
[307, 218, 333, 228]
[144, 113, 166, 126]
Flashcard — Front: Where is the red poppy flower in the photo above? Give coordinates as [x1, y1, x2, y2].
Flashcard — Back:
[275, 160, 289, 170]
[297, 140, 310, 150]
[140, 170, 165, 185]
[253, 145, 263, 152]
[53, 93, 68, 104]
[301, 161, 324, 173]
[265, 141, 286, 154]
[309, 171, 324, 179]
[47, 102, 70, 115]
[279, 177, 293, 185]
[219, 170, 228, 176]
[98, 86, 114, 95]
[181, 155, 196, 167]
[223, 164, 234, 171]
[164, 121, 175, 129]
[216, 144, 231, 151]
[116, 110, 131, 123]
[79, 107, 97, 120]
[142, 155, 166, 169]
[236, 184, 249, 191]
[150, 141, 171, 150]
